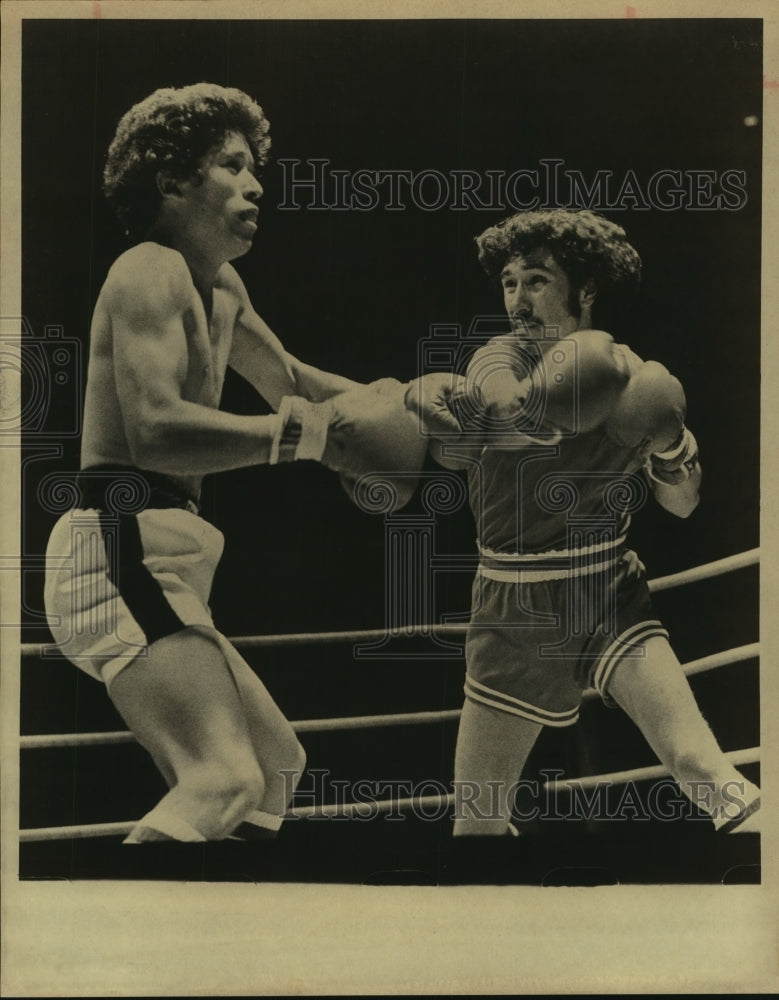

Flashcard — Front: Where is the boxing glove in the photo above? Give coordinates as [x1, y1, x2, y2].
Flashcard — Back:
[270, 381, 428, 510]
[605, 359, 687, 457]
[645, 426, 700, 485]
[405, 330, 631, 446]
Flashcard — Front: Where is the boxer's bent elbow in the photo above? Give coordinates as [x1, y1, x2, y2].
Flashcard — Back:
[655, 483, 700, 518]
[126, 404, 187, 472]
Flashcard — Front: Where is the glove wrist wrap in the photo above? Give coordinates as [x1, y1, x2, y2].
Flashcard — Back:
[647, 426, 699, 485]
[270, 396, 330, 464]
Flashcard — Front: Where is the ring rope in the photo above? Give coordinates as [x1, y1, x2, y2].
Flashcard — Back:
[19, 821, 136, 843]
[543, 746, 760, 792]
[18, 746, 760, 841]
[20, 643, 758, 751]
[20, 709, 465, 750]
[17, 548, 760, 841]
[288, 794, 457, 820]
[581, 641, 759, 700]
[656, 642, 759, 680]
[18, 548, 759, 659]
[647, 547, 758, 593]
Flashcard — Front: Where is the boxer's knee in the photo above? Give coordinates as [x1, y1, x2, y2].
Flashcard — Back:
[265, 735, 306, 803]
[290, 739, 306, 780]
[289, 740, 307, 794]
[183, 754, 266, 838]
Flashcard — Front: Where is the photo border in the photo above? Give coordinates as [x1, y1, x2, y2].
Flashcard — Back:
[2, 1, 777, 994]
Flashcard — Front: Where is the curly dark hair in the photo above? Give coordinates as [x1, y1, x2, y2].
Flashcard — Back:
[103, 82, 271, 241]
[475, 209, 642, 300]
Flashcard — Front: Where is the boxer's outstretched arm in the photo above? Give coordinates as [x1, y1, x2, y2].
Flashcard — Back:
[106, 250, 423, 494]
[226, 267, 363, 407]
[107, 248, 286, 475]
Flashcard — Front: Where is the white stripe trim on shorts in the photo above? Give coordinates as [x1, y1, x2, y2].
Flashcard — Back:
[478, 553, 621, 584]
[477, 530, 628, 564]
[464, 674, 580, 727]
[477, 530, 629, 583]
[592, 620, 670, 698]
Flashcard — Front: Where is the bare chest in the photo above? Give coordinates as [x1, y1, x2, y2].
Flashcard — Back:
[182, 288, 239, 408]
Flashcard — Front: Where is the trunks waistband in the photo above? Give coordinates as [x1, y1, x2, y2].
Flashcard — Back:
[75, 465, 200, 515]
[478, 533, 626, 583]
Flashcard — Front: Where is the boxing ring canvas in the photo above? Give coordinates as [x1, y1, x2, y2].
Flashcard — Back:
[2, 3, 777, 996]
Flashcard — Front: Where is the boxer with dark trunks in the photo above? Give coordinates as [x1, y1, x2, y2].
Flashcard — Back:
[406, 209, 761, 836]
[44, 83, 426, 842]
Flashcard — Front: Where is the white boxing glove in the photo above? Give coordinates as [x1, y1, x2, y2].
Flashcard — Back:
[645, 426, 700, 486]
[270, 381, 429, 510]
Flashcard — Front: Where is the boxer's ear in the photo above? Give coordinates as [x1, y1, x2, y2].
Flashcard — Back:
[578, 280, 597, 308]
[156, 172, 183, 199]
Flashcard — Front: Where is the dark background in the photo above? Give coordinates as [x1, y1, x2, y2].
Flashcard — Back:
[19, 18, 761, 882]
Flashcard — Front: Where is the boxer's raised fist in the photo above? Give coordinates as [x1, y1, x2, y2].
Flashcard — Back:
[404, 372, 473, 438]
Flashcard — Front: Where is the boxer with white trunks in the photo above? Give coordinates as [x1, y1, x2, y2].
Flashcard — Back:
[406, 209, 760, 836]
[44, 83, 427, 843]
